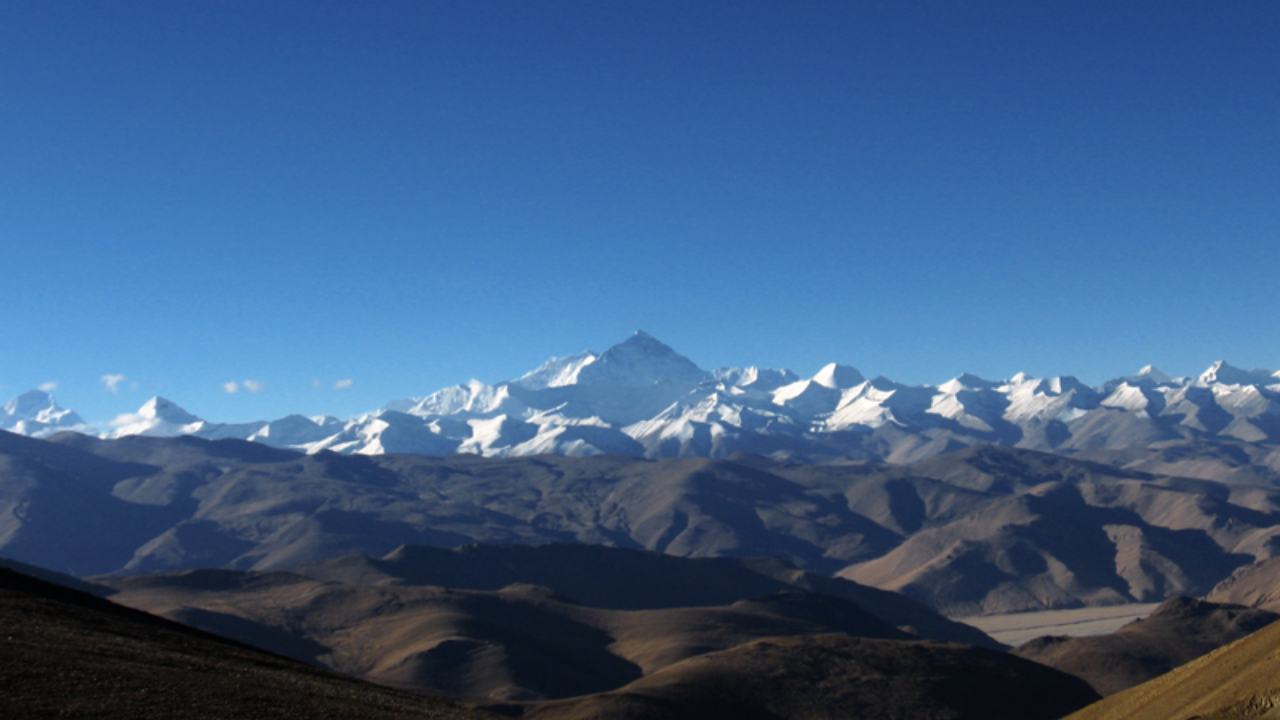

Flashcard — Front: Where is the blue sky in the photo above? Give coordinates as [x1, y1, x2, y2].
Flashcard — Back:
[2, 1, 1278, 425]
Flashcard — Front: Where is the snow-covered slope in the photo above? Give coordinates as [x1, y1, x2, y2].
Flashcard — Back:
[6, 332, 1280, 462]
[0, 390, 86, 437]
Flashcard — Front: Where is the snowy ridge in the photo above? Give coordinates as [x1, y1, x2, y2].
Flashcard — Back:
[6, 331, 1280, 462]
[0, 390, 86, 437]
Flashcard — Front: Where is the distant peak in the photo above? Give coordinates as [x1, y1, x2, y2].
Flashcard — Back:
[2, 389, 79, 428]
[938, 373, 999, 393]
[1136, 365, 1173, 383]
[615, 330, 669, 350]
[1198, 361, 1274, 386]
[576, 331, 707, 387]
[138, 396, 200, 424]
[603, 331, 680, 357]
[812, 363, 865, 390]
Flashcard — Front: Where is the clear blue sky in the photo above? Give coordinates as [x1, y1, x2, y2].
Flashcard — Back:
[2, 1, 1278, 425]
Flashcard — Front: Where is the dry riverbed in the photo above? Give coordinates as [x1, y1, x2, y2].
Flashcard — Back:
[958, 603, 1162, 646]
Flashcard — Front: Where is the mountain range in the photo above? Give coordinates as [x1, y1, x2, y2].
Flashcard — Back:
[6, 331, 1280, 464]
[5, 427, 1280, 617]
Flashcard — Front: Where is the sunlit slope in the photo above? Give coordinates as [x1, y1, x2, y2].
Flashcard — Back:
[1063, 618, 1280, 720]
[1012, 596, 1278, 696]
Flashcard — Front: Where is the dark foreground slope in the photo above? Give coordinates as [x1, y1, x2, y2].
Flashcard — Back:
[515, 634, 1100, 720]
[1012, 596, 1279, 695]
[0, 568, 495, 720]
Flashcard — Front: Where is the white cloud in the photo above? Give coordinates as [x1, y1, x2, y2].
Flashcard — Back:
[101, 374, 126, 393]
[38, 381, 57, 392]
[312, 378, 323, 389]
[243, 380, 264, 393]
[110, 411, 146, 428]
[334, 379, 354, 390]
[223, 381, 240, 394]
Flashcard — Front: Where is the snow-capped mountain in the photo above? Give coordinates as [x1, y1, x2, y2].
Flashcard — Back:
[0, 390, 86, 437]
[6, 333, 1280, 462]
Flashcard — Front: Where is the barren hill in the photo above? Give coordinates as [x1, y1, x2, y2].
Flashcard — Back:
[517, 634, 1100, 720]
[95, 547, 994, 700]
[290, 543, 997, 647]
[0, 567, 494, 720]
[1062, 615, 1280, 720]
[1012, 596, 1279, 695]
[6, 430, 1280, 616]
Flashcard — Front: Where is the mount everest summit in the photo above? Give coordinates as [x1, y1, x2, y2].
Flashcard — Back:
[6, 331, 1280, 463]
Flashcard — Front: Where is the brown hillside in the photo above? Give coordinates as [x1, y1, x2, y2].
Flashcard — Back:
[516, 634, 1100, 720]
[1062, 615, 1280, 720]
[1208, 557, 1280, 611]
[0, 568, 493, 720]
[99, 566, 913, 701]
[1012, 596, 1278, 695]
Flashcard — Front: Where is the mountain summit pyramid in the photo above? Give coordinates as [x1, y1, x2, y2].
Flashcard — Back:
[573, 330, 708, 387]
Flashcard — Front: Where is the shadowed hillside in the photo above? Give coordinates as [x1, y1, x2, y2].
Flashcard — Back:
[291, 543, 998, 647]
[96, 559, 956, 701]
[512, 634, 1100, 720]
[0, 567, 495, 720]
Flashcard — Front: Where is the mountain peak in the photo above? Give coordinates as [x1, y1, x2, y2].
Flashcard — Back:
[1199, 361, 1274, 387]
[812, 363, 865, 390]
[138, 397, 201, 425]
[4, 389, 54, 418]
[574, 332, 707, 387]
[1, 390, 84, 433]
[1136, 365, 1173, 384]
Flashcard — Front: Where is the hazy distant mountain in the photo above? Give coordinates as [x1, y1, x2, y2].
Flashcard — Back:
[0, 390, 85, 437]
[5, 430, 1280, 617]
[8, 332, 1280, 468]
